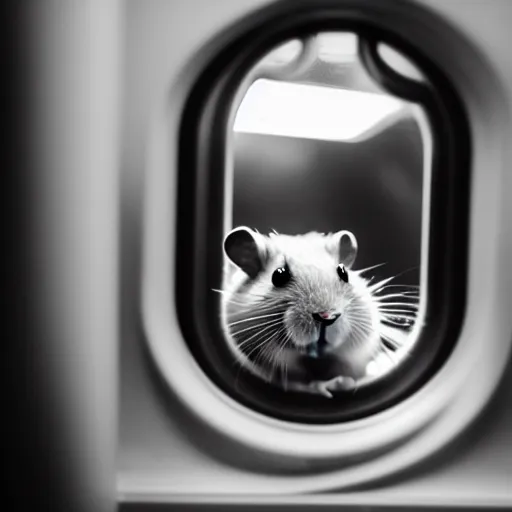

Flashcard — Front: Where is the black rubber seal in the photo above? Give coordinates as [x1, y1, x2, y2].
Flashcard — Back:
[174, 1, 471, 424]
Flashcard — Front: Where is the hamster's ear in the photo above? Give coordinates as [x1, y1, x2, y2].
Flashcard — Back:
[331, 230, 358, 268]
[223, 227, 267, 278]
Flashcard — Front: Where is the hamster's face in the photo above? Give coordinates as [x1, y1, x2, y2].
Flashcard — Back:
[222, 227, 380, 356]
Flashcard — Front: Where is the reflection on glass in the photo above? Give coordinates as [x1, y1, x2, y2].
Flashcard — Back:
[234, 79, 407, 142]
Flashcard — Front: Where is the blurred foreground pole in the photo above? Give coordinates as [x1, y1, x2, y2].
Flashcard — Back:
[7, 1, 121, 511]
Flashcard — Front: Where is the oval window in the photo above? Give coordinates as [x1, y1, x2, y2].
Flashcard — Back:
[176, 20, 470, 424]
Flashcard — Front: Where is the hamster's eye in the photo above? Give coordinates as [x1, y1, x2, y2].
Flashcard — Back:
[337, 264, 349, 283]
[272, 266, 291, 287]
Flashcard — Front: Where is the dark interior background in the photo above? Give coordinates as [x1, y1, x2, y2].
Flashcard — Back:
[231, 115, 423, 285]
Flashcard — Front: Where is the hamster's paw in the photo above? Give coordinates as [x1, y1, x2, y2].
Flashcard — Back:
[311, 376, 356, 398]
[284, 376, 356, 397]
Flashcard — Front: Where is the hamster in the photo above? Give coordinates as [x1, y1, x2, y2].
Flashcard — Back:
[217, 226, 418, 398]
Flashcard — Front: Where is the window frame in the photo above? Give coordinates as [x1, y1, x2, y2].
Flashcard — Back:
[175, 5, 471, 424]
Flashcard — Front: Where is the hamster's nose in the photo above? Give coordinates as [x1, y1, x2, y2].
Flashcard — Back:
[312, 311, 341, 326]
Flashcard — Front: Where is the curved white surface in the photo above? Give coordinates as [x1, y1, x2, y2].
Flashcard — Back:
[119, 0, 512, 505]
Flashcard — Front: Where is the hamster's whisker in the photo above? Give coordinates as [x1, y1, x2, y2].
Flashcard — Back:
[371, 266, 420, 290]
[375, 296, 419, 304]
[351, 321, 374, 334]
[282, 328, 294, 349]
[223, 297, 289, 308]
[347, 307, 374, 316]
[223, 301, 276, 312]
[239, 326, 274, 359]
[254, 341, 280, 372]
[227, 301, 293, 315]
[220, 297, 265, 306]
[372, 288, 420, 299]
[348, 319, 371, 337]
[238, 321, 282, 345]
[260, 329, 283, 369]
[378, 312, 417, 320]
[231, 319, 282, 339]
[378, 302, 419, 309]
[351, 327, 370, 347]
[227, 311, 285, 327]
[214, 289, 280, 303]
[347, 302, 374, 311]
[231, 350, 256, 376]
[226, 291, 292, 302]
[349, 321, 374, 333]
[347, 314, 373, 322]
[269, 333, 286, 370]
[347, 310, 373, 323]
[374, 292, 420, 300]
[346, 311, 373, 322]
[380, 310, 416, 318]
[350, 317, 374, 327]
[228, 303, 286, 314]
[235, 324, 283, 350]
[368, 275, 396, 289]
[228, 299, 292, 311]
[231, 318, 282, 339]
[375, 290, 420, 297]
[228, 308, 288, 323]
[377, 302, 419, 310]
[372, 284, 420, 294]
[270, 330, 289, 381]
[354, 262, 387, 275]
[350, 322, 372, 340]
[378, 307, 417, 314]
[242, 292, 288, 300]
[344, 297, 357, 307]
[273, 327, 288, 349]
[276, 334, 290, 390]
[243, 332, 277, 361]
[235, 334, 268, 350]
[224, 297, 284, 310]
[234, 340, 263, 359]
[380, 317, 415, 327]
[350, 332, 368, 348]
[227, 306, 289, 323]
